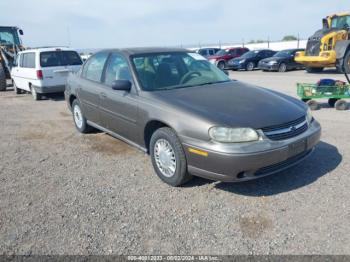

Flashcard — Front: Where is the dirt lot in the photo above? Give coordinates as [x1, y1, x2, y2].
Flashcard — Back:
[0, 70, 349, 255]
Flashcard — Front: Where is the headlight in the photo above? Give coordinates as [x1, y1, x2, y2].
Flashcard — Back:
[209, 127, 259, 143]
[306, 108, 313, 125]
[239, 59, 246, 64]
[268, 61, 278, 65]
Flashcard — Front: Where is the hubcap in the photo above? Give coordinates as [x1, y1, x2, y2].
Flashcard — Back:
[280, 64, 286, 72]
[154, 139, 176, 178]
[74, 105, 83, 128]
[248, 63, 254, 70]
[31, 88, 36, 98]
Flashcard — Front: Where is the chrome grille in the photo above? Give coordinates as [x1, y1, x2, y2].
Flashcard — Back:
[262, 116, 308, 141]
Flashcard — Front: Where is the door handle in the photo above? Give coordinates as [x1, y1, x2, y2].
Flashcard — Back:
[100, 92, 107, 99]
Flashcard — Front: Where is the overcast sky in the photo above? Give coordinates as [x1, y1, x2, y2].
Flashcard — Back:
[1, 0, 348, 49]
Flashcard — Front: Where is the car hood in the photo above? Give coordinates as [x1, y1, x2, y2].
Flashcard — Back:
[145, 81, 306, 129]
[260, 57, 285, 63]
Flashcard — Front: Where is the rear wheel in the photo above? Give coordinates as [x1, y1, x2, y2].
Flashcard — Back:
[335, 99, 349, 111]
[306, 100, 320, 111]
[278, 63, 287, 72]
[72, 99, 92, 133]
[306, 67, 324, 73]
[150, 127, 192, 187]
[0, 64, 7, 91]
[328, 98, 339, 108]
[246, 62, 255, 71]
[31, 87, 41, 101]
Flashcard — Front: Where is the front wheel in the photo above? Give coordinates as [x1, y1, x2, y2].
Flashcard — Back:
[0, 64, 7, 91]
[72, 99, 92, 133]
[13, 81, 22, 94]
[150, 127, 192, 186]
[343, 50, 350, 74]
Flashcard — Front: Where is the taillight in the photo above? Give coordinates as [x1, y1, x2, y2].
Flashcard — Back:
[36, 70, 43, 79]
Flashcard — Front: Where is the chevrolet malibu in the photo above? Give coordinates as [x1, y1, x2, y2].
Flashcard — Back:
[65, 48, 321, 187]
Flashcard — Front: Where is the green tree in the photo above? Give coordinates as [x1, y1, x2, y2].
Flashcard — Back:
[282, 35, 298, 41]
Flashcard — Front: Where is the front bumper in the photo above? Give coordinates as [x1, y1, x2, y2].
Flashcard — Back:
[33, 85, 66, 94]
[258, 63, 279, 71]
[295, 51, 337, 67]
[181, 120, 321, 182]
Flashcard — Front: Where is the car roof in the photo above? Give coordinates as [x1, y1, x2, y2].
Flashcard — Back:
[99, 47, 191, 56]
[18, 47, 77, 54]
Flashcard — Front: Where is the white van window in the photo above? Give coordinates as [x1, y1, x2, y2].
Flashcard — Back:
[21, 53, 35, 68]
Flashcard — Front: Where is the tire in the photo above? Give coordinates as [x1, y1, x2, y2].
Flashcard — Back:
[328, 98, 338, 108]
[31, 86, 41, 100]
[246, 62, 254, 71]
[278, 63, 287, 72]
[150, 127, 192, 187]
[306, 100, 320, 111]
[72, 99, 92, 133]
[13, 81, 21, 94]
[306, 67, 324, 73]
[343, 50, 350, 74]
[0, 63, 7, 91]
[335, 99, 349, 111]
[217, 61, 226, 70]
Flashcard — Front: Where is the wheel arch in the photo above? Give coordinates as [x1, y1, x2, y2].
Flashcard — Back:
[143, 119, 174, 153]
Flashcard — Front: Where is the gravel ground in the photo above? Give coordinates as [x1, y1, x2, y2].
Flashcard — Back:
[0, 70, 349, 255]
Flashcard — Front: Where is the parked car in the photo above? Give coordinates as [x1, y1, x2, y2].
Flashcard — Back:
[11, 47, 83, 100]
[207, 47, 249, 70]
[227, 49, 276, 71]
[65, 48, 321, 187]
[197, 48, 221, 58]
[258, 49, 305, 72]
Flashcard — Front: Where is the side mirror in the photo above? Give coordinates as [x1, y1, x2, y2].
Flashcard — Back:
[19, 29, 23, 35]
[111, 80, 132, 91]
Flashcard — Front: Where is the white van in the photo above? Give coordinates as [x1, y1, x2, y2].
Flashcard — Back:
[11, 47, 83, 100]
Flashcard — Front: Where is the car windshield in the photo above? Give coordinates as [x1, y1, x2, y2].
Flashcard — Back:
[0, 28, 20, 46]
[132, 52, 231, 91]
[40, 51, 83, 67]
[274, 50, 293, 57]
[331, 15, 350, 29]
[240, 50, 259, 58]
[214, 49, 228, 56]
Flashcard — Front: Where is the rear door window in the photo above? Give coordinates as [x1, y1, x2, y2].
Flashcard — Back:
[40, 51, 83, 67]
[82, 52, 109, 82]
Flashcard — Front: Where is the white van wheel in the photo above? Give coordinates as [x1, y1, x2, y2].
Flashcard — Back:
[31, 87, 41, 101]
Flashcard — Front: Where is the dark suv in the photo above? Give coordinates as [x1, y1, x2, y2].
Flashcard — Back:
[207, 47, 249, 70]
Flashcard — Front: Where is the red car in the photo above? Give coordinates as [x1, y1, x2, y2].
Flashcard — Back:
[208, 47, 249, 70]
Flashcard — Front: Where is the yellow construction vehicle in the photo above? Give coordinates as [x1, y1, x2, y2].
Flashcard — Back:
[0, 26, 24, 91]
[295, 12, 350, 73]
